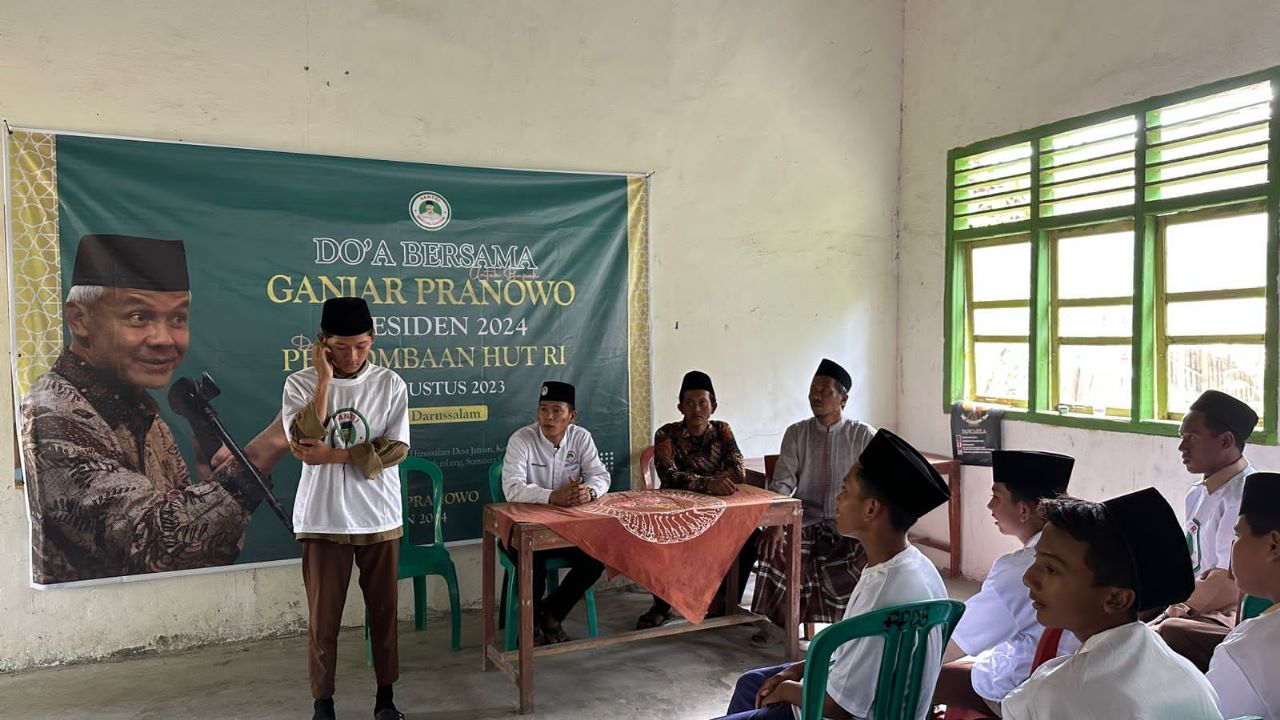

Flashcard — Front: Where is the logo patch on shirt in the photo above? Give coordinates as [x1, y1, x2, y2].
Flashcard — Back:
[1186, 519, 1203, 573]
[326, 408, 371, 448]
[566, 450, 577, 463]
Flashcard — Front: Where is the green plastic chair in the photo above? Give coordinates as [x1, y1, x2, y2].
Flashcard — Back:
[488, 460, 598, 650]
[1240, 593, 1271, 621]
[364, 456, 461, 664]
[800, 599, 966, 720]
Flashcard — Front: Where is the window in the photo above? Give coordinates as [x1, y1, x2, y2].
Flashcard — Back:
[945, 71, 1278, 441]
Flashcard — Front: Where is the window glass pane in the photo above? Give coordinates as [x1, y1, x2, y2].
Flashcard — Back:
[1166, 298, 1266, 337]
[1057, 345, 1132, 413]
[1057, 305, 1132, 337]
[1166, 344, 1265, 418]
[973, 307, 1028, 336]
[970, 242, 1030, 302]
[1056, 230, 1134, 298]
[1165, 212, 1266, 292]
[973, 342, 1028, 402]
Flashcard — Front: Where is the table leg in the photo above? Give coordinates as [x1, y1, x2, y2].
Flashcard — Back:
[947, 468, 962, 578]
[482, 528, 496, 671]
[785, 511, 801, 661]
[518, 530, 535, 714]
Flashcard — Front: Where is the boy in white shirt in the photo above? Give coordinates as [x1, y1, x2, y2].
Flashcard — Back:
[712, 429, 950, 720]
[501, 380, 610, 645]
[933, 450, 1076, 717]
[1207, 471, 1280, 719]
[282, 297, 411, 720]
[1002, 488, 1221, 720]
[1153, 389, 1257, 670]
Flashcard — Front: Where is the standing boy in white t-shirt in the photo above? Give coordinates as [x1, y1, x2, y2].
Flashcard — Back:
[711, 429, 951, 720]
[282, 297, 411, 720]
[1207, 472, 1280, 719]
[1152, 389, 1257, 671]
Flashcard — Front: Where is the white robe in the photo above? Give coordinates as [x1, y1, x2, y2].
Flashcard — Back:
[1207, 605, 1280, 720]
[1002, 621, 1222, 720]
[951, 532, 1079, 701]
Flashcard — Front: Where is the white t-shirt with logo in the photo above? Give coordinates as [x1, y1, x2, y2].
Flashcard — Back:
[282, 363, 410, 534]
[1184, 464, 1252, 575]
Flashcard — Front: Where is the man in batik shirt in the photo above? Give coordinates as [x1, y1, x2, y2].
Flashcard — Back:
[636, 370, 752, 628]
[20, 234, 288, 585]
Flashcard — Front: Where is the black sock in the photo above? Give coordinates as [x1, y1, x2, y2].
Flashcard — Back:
[375, 684, 394, 711]
[312, 697, 335, 720]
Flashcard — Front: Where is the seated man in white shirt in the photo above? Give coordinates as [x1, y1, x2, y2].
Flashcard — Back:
[933, 450, 1076, 718]
[1206, 471, 1280, 719]
[1002, 489, 1222, 720]
[500, 380, 610, 645]
[712, 429, 950, 720]
[1152, 389, 1258, 671]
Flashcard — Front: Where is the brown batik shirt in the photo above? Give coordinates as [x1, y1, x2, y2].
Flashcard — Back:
[652, 419, 746, 493]
[20, 349, 269, 585]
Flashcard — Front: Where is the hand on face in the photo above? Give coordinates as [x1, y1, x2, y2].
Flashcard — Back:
[312, 336, 333, 383]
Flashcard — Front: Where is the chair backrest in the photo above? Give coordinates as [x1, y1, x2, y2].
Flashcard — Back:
[764, 453, 780, 482]
[1239, 593, 1271, 622]
[639, 445, 656, 489]
[1029, 627, 1064, 672]
[801, 599, 966, 720]
[488, 459, 506, 503]
[399, 456, 445, 545]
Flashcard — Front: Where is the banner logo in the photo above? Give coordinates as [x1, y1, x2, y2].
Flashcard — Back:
[410, 191, 451, 231]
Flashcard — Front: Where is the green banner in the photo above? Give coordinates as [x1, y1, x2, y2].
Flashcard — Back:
[6, 129, 651, 587]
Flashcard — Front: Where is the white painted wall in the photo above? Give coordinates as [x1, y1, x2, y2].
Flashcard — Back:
[898, 0, 1280, 577]
[0, 0, 906, 669]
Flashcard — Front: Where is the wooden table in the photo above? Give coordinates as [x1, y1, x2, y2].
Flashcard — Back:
[743, 453, 964, 578]
[481, 494, 803, 714]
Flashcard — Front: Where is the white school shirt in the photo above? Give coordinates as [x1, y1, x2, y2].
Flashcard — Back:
[501, 423, 610, 503]
[798, 544, 948, 720]
[282, 363, 410, 534]
[1002, 621, 1223, 720]
[1185, 461, 1252, 576]
[952, 532, 1080, 702]
[1207, 604, 1280, 720]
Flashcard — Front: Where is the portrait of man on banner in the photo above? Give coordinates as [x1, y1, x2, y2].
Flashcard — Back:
[19, 234, 290, 586]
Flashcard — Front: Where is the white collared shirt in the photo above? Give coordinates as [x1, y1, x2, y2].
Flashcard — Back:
[952, 532, 1080, 702]
[501, 423, 610, 504]
[1207, 603, 1280, 719]
[1002, 621, 1222, 720]
[800, 544, 947, 720]
[1185, 460, 1252, 575]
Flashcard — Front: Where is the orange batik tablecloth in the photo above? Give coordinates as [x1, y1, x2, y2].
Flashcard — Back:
[492, 485, 772, 623]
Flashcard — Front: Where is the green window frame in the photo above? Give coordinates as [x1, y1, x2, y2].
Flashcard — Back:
[944, 67, 1280, 443]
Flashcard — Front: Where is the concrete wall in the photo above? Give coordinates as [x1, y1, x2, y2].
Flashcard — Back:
[0, 0, 906, 669]
[898, 0, 1280, 575]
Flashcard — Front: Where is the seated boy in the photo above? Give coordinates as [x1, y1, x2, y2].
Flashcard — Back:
[932, 450, 1077, 718]
[712, 429, 950, 720]
[1002, 488, 1222, 720]
[1206, 471, 1280, 718]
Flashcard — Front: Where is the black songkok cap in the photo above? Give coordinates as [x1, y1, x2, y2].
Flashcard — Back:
[857, 429, 950, 517]
[992, 450, 1074, 501]
[71, 234, 189, 291]
[540, 381, 575, 406]
[1190, 390, 1258, 444]
[1102, 488, 1195, 612]
[320, 297, 373, 336]
[1241, 472, 1280, 520]
[815, 358, 852, 393]
[679, 370, 715, 399]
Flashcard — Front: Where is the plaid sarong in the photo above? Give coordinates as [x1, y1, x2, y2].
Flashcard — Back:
[750, 519, 867, 625]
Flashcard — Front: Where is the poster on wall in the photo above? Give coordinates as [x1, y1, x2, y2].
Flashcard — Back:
[4, 128, 652, 588]
[950, 401, 1002, 466]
